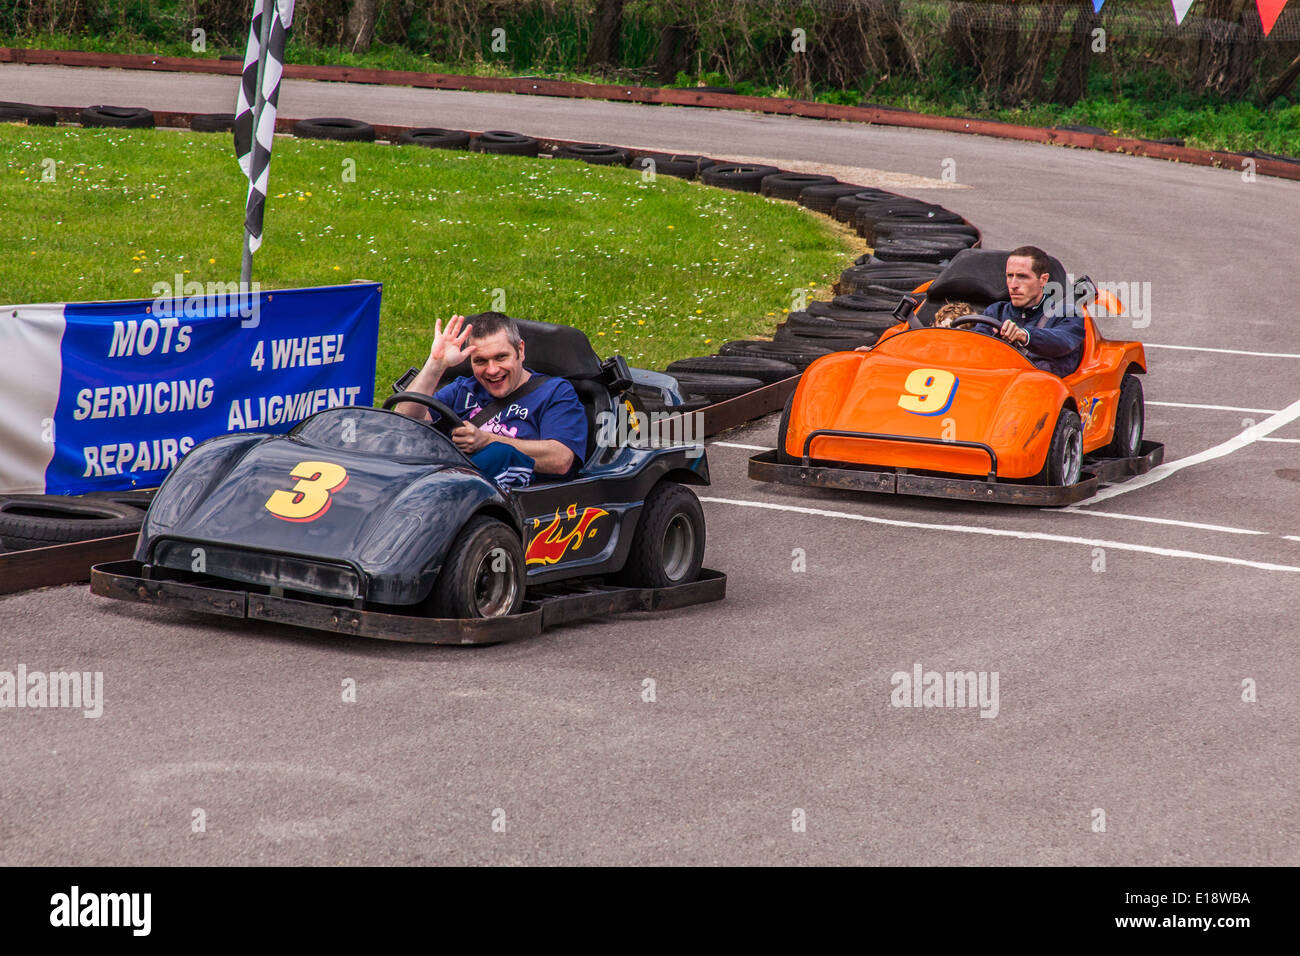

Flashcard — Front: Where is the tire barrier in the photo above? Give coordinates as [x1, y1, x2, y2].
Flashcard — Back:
[395, 127, 472, 150]
[191, 112, 235, 133]
[760, 172, 838, 200]
[0, 101, 57, 125]
[0, 495, 144, 552]
[552, 142, 631, 166]
[292, 117, 377, 142]
[632, 152, 717, 180]
[471, 130, 541, 157]
[700, 163, 782, 193]
[79, 105, 155, 128]
[665, 355, 800, 385]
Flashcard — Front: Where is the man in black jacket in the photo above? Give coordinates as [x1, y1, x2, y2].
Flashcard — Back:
[979, 246, 1085, 377]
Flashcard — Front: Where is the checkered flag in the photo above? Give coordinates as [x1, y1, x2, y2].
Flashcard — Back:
[234, 0, 294, 255]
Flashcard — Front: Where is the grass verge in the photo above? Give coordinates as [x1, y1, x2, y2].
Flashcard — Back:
[0, 123, 855, 395]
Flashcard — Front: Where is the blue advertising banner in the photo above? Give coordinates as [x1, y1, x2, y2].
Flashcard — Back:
[0, 283, 380, 496]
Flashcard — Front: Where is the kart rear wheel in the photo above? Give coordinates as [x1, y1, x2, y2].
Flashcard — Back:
[618, 481, 705, 588]
[1100, 373, 1144, 459]
[430, 516, 525, 619]
[776, 392, 798, 464]
[1033, 407, 1084, 486]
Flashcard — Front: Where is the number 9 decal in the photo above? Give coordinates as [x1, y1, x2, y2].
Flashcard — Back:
[898, 367, 959, 416]
[264, 460, 349, 522]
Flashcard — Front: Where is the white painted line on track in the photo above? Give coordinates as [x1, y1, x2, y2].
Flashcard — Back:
[1285, 536, 1300, 543]
[1260, 437, 1300, 444]
[701, 496, 1300, 574]
[1076, 395, 1300, 504]
[1142, 343, 1300, 359]
[1055, 508, 1267, 536]
[710, 442, 774, 451]
[1148, 401, 1280, 414]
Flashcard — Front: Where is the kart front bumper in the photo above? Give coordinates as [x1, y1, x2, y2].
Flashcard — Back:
[90, 560, 726, 645]
[747, 440, 1164, 506]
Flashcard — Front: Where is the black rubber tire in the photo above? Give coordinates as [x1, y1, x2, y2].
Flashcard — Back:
[855, 205, 965, 238]
[872, 237, 967, 264]
[632, 152, 716, 179]
[774, 326, 878, 351]
[0, 495, 144, 551]
[1054, 124, 1107, 135]
[191, 112, 235, 133]
[293, 117, 376, 142]
[553, 142, 630, 166]
[218, 53, 244, 61]
[471, 130, 540, 157]
[665, 354, 798, 384]
[0, 101, 57, 126]
[760, 172, 837, 200]
[690, 86, 738, 94]
[798, 183, 871, 213]
[872, 220, 979, 242]
[838, 263, 942, 293]
[617, 481, 705, 588]
[396, 127, 471, 149]
[1032, 408, 1084, 486]
[717, 339, 832, 370]
[429, 515, 526, 619]
[832, 290, 906, 312]
[700, 163, 782, 193]
[832, 189, 900, 222]
[775, 391, 798, 464]
[79, 105, 155, 129]
[1100, 374, 1144, 459]
[665, 371, 764, 401]
[798, 306, 899, 331]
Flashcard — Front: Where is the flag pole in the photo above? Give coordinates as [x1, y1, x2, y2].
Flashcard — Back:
[240, 0, 275, 289]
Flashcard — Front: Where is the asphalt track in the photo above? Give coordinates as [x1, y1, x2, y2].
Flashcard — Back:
[2, 64, 1299, 866]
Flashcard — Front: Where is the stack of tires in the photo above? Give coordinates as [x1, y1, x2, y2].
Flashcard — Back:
[0, 492, 152, 553]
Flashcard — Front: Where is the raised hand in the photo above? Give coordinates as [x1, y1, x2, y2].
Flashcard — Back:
[429, 314, 476, 368]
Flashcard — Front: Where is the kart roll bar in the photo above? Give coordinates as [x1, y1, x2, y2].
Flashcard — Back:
[802, 429, 998, 482]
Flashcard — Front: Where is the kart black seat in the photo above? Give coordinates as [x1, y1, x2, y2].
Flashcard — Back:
[916, 248, 1068, 326]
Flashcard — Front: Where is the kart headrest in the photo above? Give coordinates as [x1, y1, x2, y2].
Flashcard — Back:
[924, 248, 1068, 307]
[443, 316, 604, 380]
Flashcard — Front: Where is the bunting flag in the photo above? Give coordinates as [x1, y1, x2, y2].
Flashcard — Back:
[233, 0, 295, 255]
[1093, 0, 1105, 12]
[1171, 0, 1195, 25]
[1256, 0, 1288, 36]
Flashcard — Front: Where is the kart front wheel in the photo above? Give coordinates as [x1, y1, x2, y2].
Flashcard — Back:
[430, 516, 526, 619]
[1033, 407, 1084, 487]
[618, 481, 705, 588]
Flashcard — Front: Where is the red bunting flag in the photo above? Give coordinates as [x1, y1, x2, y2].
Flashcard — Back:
[1256, 0, 1287, 36]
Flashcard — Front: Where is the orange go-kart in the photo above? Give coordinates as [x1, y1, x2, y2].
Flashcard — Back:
[748, 248, 1163, 505]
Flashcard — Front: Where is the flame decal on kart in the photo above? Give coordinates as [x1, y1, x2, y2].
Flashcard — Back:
[525, 504, 609, 565]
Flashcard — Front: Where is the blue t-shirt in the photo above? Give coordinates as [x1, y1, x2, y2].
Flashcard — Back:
[433, 370, 588, 476]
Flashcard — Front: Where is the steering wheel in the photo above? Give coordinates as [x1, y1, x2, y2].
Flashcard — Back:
[947, 314, 1030, 354]
[382, 391, 465, 438]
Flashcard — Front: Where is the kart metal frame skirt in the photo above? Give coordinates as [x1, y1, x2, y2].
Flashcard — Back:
[90, 561, 726, 645]
[747, 440, 1164, 506]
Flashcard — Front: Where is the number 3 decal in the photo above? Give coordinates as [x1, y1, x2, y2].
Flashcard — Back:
[898, 367, 959, 416]
[264, 460, 349, 522]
